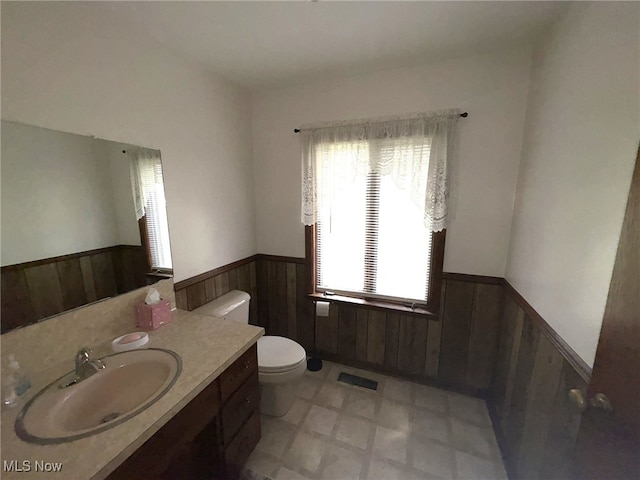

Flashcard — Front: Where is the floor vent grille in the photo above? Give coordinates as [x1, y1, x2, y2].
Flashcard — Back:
[337, 372, 378, 391]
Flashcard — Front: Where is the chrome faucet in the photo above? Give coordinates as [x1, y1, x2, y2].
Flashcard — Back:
[59, 348, 105, 388]
[75, 347, 105, 380]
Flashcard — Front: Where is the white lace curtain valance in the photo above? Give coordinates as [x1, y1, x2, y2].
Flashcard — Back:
[129, 147, 163, 221]
[300, 109, 460, 232]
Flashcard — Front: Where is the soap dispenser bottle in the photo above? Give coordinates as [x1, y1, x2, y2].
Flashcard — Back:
[7, 354, 30, 396]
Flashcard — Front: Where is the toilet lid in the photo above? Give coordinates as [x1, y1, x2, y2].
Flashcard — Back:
[258, 336, 306, 373]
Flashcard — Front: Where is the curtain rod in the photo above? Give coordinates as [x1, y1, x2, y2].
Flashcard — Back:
[293, 111, 468, 133]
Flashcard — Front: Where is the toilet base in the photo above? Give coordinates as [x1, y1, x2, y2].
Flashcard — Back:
[260, 382, 299, 417]
[258, 361, 306, 417]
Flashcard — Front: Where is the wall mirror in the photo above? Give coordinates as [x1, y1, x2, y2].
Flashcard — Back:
[1, 121, 174, 333]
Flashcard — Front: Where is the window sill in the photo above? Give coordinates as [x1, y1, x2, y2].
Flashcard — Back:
[306, 293, 438, 320]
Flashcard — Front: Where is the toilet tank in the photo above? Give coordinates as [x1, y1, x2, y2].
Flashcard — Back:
[193, 290, 250, 323]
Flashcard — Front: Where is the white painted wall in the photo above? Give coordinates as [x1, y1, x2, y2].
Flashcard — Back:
[1, 121, 118, 265]
[506, 2, 640, 367]
[251, 48, 532, 276]
[1, 2, 256, 282]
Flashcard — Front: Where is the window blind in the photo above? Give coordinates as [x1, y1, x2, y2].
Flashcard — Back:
[135, 153, 172, 271]
[315, 140, 432, 303]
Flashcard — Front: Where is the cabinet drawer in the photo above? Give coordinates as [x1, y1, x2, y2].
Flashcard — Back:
[220, 344, 257, 403]
[108, 379, 221, 480]
[224, 408, 261, 479]
[222, 372, 260, 445]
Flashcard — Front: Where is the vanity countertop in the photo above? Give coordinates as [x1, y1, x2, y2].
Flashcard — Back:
[0, 309, 264, 479]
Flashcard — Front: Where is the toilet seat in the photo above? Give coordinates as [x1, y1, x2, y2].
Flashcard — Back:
[258, 336, 306, 374]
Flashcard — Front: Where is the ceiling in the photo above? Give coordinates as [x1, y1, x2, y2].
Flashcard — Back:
[95, 1, 567, 91]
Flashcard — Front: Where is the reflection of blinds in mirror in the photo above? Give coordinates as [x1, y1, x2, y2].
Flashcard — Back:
[137, 154, 172, 270]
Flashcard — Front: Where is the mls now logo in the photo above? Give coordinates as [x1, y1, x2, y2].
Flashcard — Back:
[4, 460, 63, 472]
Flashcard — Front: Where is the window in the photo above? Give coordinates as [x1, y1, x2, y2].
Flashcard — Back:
[301, 112, 458, 313]
[130, 149, 173, 272]
[140, 161, 172, 271]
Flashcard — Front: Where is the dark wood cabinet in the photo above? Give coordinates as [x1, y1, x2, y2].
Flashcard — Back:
[107, 344, 260, 480]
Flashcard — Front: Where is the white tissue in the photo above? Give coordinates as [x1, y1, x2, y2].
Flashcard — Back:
[145, 287, 161, 305]
[315, 301, 330, 317]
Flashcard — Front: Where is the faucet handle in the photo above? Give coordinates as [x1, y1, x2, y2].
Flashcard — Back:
[75, 347, 91, 368]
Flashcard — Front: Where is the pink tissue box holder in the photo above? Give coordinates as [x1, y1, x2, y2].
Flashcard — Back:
[135, 299, 171, 330]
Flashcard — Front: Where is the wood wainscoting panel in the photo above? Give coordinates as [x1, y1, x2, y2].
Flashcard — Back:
[366, 310, 386, 365]
[504, 314, 541, 466]
[491, 293, 524, 423]
[2, 244, 148, 332]
[355, 309, 369, 363]
[175, 258, 259, 327]
[488, 294, 589, 480]
[23, 263, 65, 320]
[186, 282, 207, 311]
[56, 258, 88, 311]
[315, 301, 339, 355]
[227, 268, 238, 292]
[295, 263, 314, 352]
[397, 315, 429, 376]
[175, 287, 188, 311]
[466, 283, 504, 390]
[215, 271, 230, 299]
[1, 269, 36, 332]
[235, 264, 252, 298]
[79, 256, 97, 303]
[90, 251, 118, 300]
[256, 259, 269, 330]
[539, 359, 587, 480]
[438, 280, 475, 386]
[173, 255, 594, 480]
[337, 305, 357, 361]
[249, 262, 258, 325]
[204, 276, 216, 303]
[383, 313, 400, 370]
[286, 263, 297, 339]
[268, 261, 288, 337]
[113, 246, 148, 293]
[515, 333, 565, 479]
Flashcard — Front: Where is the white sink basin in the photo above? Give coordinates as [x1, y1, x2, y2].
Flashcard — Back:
[15, 348, 181, 444]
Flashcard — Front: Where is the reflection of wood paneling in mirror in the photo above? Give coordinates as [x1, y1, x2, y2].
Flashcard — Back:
[0, 121, 173, 332]
[1, 245, 149, 332]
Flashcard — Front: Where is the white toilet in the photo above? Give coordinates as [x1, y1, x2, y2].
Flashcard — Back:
[193, 290, 307, 417]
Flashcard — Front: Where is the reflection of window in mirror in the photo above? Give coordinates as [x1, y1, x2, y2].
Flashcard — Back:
[129, 148, 173, 276]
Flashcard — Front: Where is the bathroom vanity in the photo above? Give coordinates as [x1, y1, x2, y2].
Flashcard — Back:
[107, 345, 261, 479]
[0, 302, 264, 480]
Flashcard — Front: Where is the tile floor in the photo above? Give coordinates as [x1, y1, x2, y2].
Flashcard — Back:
[244, 361, 508, 480]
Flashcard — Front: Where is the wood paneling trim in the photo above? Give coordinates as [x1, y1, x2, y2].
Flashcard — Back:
[442, 272, 504, 285]
[305, 226, 316, 294]
[1, 245, 118, 271]
[255, 254, 306, 265]
[173, 255, 258, 291]
[1, 245, 147, 271]
[503, 280, 592, 383]
[307, 293, 437, 318]
[428, 230, 447, 311]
